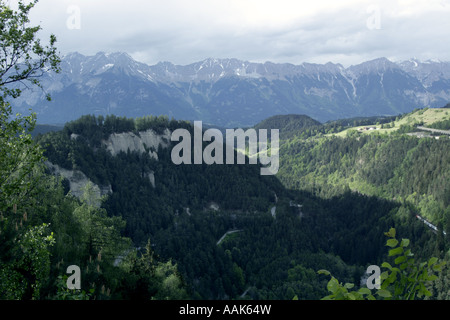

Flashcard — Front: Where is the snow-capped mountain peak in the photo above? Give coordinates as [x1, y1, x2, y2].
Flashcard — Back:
[12, 52, 450, 127]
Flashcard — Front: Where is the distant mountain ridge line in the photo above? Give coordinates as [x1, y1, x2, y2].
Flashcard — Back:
[61, 52, 450, 82]
[12, 51, 450, 127]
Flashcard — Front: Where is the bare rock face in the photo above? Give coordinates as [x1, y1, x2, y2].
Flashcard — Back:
[144, 171, 156, 188]
[100, 128, 171, 188]
[46, 129, 169, 198]
[102, 128, 171, 160]
[45, 161, 111, 204]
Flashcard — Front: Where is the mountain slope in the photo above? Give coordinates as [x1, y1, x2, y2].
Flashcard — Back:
[36, 113, 434, 300]
[12, 52, 450, 128]
[276, 107, 450, 231]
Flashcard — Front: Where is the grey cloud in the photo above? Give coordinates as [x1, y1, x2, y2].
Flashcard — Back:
[28, 0, 450, 66]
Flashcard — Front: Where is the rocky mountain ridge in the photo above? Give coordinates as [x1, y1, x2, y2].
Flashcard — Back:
[12, 52, 450, 127]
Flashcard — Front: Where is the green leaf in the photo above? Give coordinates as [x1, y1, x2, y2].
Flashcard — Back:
[347, 292, 360, 300]
[380, 271, 390, 281]
[394, 286, 403, 296]
[400, 238, 410, 248]
[381, 262, 393, 270]
[428, 257, 438, 266]
[389, 247, 403, 257]
[386, 238, 399, 248]
[420, 285, 432, 297]
[327, 277, 340, 294]
[377, 289, 392, 298]
[387, 271, 398, 285]
[395, 255, 406, 264]
[404, 249, 414, 257]
[344, 283, 354, 290]
[318, 269, 331, 276]
[432, 264, 443, 272]
[385, 228, 396, 238]
[358, 288, 372, 295]
[335, 290, 346, 300]
[427, 275, 438, 281]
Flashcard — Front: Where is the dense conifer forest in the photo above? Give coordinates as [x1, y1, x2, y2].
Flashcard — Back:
[6, 110, 443, 300]
[1, 0, 449, 302]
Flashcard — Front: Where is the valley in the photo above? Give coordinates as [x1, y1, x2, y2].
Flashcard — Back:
[1, 0, 449, 305]
[26, 105, 449, 300]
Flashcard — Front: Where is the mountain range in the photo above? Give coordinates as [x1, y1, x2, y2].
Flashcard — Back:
[11, 52, 450, 127]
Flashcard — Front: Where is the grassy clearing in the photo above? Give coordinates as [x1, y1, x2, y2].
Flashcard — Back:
[331, 107, 449, 138]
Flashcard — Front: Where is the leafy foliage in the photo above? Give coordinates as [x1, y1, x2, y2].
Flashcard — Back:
[0, 223, 55, 299]
[380, 228, 446, 299]
[318, 228, 446, 300]
[0, 102, 44, 212]
[52, 275, 93, 300]
[0, 0, 188, 300]
[0, 0, 60, 100]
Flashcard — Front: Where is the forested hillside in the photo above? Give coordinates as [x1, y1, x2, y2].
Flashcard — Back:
[277, 108, 450, 228]
[273, 107, 450, 299]
[27, 111, 449, 300]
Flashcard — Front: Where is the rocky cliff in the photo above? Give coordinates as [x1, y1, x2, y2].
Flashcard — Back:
[45, 161, 112, 205]
[102, 128, 171, 160]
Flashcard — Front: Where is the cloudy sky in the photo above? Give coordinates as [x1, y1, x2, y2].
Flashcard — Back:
[23, 0, 450, 67]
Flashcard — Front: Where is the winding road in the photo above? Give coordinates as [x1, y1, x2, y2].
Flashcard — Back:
[416, 126, 450, 136]
[216, 230, 243, 245]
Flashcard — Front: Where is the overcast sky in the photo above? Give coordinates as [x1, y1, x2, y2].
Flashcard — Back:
[23, 0, 450, 67]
